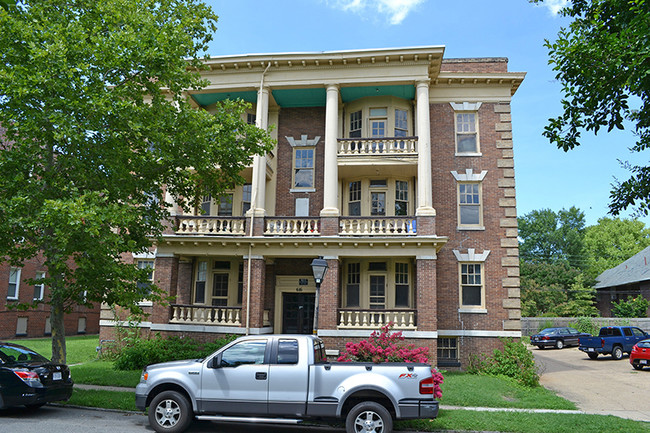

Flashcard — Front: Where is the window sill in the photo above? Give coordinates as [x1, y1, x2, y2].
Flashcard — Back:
[290, 188, 316, 193]
[6, 297, 18, 301]
[458, 308, 488, 314]
[457, 226, 485, 231]
[455, 152, 482, 157]
[138, 301, 153, 307]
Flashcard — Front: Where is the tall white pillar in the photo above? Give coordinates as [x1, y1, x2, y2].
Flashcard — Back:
[416, 80, 435, 216]
[321, 84, 340, 217]
[250, 86, 269, 216]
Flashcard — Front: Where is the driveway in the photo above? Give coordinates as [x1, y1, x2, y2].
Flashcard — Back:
[532, 345, 650, 422]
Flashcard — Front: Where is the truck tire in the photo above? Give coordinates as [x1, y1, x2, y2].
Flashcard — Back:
[346, 401, 393, 433]
[587, 352, 598, 360]
[612, 346, 624, 360]
[148, 390, 194, 433]
[555, 340, 564, 349]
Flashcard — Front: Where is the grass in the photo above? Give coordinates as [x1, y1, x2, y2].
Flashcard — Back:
[440, 372, 576, 410]
[8, 334, 100, 364]
[398, 410, 650, 433]
[61, 389, 137, 412]
[70, 360, 141, 387]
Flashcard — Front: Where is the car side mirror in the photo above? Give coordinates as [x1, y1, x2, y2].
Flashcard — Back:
[208, 355, 222, 369]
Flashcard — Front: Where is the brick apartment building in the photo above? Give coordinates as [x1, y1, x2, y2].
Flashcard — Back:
[1, 257, 100, 339]
[99, 46, 525, 368]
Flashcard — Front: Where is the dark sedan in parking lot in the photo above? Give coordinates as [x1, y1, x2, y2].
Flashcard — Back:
[0, 341, 73, 409]
[530, 327, 590, 349]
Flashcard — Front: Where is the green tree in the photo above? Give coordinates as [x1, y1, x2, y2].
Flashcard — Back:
[518, 207, 587, 268]
[611, 296, 649, 318]
[0, 0, 273, 362]
[583, 217, 650, 280]
[533, 0, 650, 216]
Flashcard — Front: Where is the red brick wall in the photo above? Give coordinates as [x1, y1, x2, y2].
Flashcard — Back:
[275, 107, 326, 216]
[440, 58, 508, 73]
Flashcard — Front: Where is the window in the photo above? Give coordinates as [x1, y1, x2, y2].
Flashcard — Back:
[277, 339, 299, 364]
[201, 194, 212, 215]
[16, 317, 28, 336]
[293, 148, 314, 188]
[458, 183, 481, 226]
[136, 260, 154, 294]
[295, 197, 309, 217]
[211, 273, 229, 306]
[395, 263, 409, 307]
[218, 193, 233, 216]
[237, 262, 244, 305]
[460, 263, 483, 308]
[247, 113, 256, 125]
[77, 317, 87, 334]
[456, 112, 478, 153]
[438, 338, 458, 362]
[348, 181, 361, 216]
[346, 263, 360, 307]
[395, 109, 408, 137]
[349, 110, 362, 138]
[45, 317, 51, 335]
[242, 184, 252, 214]
[369, 275, 386, 309]
[220, 340, 267, 367]
[8, 267, 20, 300]
[395, 181, 408, 216]
[194, 261, 207, 304]
[34, 271, 45, 301]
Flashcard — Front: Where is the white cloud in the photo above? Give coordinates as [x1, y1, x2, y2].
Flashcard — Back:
[327, 0, 425, 25]
[539, 0, 570, 16]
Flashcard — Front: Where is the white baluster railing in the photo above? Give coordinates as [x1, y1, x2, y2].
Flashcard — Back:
[338, 137, 418, 156]
[339, 217, 416, 236]
[170, 305, 241, 326]
[338, 309, 417, 330]
[176, 217, 246, 235]
[265, 218, 320, 236]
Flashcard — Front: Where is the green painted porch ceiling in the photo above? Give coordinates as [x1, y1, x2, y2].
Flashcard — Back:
[191, 85, 415, 108]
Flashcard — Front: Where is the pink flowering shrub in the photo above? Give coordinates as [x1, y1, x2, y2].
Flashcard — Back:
[337, 323, 444, 399]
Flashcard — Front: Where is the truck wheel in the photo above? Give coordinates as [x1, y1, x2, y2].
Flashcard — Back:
[555, 340, 564, 349]
[587, 352, 598, 360]
[612, 346, 624, 360]
[346, 401, 393, 433]
[148, 390, 193, 433]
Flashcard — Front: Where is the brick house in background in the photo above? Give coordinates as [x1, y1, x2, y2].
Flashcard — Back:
[99, 46, 525, 368]
[0, 258, 100, 339]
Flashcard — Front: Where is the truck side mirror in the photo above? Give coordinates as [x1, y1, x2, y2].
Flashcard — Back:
[208, 355, 222, 369]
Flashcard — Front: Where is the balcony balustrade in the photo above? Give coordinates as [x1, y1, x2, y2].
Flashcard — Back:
[338, 137, 418, 156]
[339, 217, 416, 236]
[265, 217, 320, 236]
[176, 216, 246, 235]
[170, 304, 242, 326]
[338, 308, 417, 330]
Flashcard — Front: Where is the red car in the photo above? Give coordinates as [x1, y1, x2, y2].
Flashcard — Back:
[630, 338, 650, 370]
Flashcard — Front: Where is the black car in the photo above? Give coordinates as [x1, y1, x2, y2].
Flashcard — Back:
[0, 341, 73, 409]
[530, 327, 590, 349]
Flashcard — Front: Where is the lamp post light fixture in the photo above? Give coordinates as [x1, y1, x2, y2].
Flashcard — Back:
[310, 257, 329, 335]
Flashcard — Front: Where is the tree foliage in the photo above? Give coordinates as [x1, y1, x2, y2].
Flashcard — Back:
[535, 0, 650, 215]
[0, 0, 274, 362]
[611, 296, 650, 318]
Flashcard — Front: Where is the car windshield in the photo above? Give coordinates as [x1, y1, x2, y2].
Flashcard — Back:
[0, 344, 50, 365]
[539, 329, 557, 335]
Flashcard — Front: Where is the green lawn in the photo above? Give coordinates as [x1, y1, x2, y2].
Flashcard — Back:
[8, 334, 100, 364]
[70, 360, 141, 387]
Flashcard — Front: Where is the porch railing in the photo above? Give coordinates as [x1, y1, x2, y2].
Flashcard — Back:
[338, 137, 418, 156]
[338, 308, 417, 330]
[339, 217, 416, 236]
[170, 304, 242, 326]
[176, 217, 246, 235]
[265, 217, 320, 236]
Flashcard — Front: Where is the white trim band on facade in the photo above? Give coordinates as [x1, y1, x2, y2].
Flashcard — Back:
[438, 330, 522, 338]
[133, 250, 157, 259]
[453, 248, 491, 262]
[286, 135, 321, 147]
[317, 330, 439, 339]
[99, 320, 273, 335]
[451, 169, 488, 182]
[449, 102, 483, 111]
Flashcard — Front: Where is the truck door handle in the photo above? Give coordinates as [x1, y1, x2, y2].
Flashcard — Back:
[255, 372, 267, 380]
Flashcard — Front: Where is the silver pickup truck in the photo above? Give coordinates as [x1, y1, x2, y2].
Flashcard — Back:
[135, 334, 439, 433]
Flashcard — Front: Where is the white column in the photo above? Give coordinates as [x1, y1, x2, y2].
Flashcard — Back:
[416, 80, 435, 216]
[250, 86, 269, 216]
[321, 84, 340, 217]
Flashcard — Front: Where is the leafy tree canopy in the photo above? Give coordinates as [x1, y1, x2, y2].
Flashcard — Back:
[533, 0, 650, 215]
[518, 207, 587, 268]
[0, 0, 274, 362]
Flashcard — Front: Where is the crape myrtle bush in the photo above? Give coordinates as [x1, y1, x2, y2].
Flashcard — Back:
[113, 334, 237, 370]
[337, 324, 444, 399]
[467, 338, 540, 387]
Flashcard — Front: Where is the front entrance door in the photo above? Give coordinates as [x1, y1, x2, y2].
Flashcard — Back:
[282, 293, 315, 334]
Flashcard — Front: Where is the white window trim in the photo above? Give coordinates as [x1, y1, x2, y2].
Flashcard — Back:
[34, 271, 45, 301]
[454, 249, 490, 312]
[452, 170, 487, 230]
[287, 135, 319, 191]
[451, 102, 482, 156]
[8, 267, 21, 300]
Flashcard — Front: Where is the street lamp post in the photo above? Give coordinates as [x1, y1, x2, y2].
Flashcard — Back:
[310, 257, 329, 335]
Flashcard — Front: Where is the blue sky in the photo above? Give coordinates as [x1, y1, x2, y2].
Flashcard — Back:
[204, 0, 645, 226]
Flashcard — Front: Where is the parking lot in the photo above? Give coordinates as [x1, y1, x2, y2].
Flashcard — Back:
[532, 345, 650, 422]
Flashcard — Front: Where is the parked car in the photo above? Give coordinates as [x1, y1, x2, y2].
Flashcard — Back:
[530, 327, 590, 349]
[136, 334, 439, 433]
[630, 338, 650, 370]
[579, 326, 649, 360]
[0, 341, 73, 409]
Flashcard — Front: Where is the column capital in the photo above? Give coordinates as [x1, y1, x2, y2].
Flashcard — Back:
[326, 83, 340, 91]
[416, 79, 431, 88]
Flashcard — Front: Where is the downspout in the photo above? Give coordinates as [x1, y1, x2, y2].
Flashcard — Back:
[245, 61, 272, 336]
